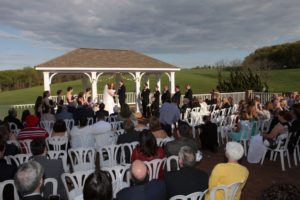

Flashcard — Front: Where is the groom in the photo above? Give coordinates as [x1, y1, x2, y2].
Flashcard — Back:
[118, 80, 126, 108]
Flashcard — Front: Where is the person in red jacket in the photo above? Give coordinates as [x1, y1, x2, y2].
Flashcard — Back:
[18, 115, 48, 141]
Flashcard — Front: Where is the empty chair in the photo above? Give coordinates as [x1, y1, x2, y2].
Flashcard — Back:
[170, 190, 208, 200]
[61, 170, 94, 200]
[44, 178, 58, 196]
[260, 133, 291, 171]
[46, 136, 68, 151]
[166, 155, 179, 171]
[68, 148, 96, 171]
[64, 119, 75, 132]
[8, 153, 32, 167]
[9, 122, 20, 135]
[19, 139, 32, 154]
[98, 144, 122, 168]
[47, 150, 69, 172]
[144, 158, 166, 181]
[0, 179, 19, 200]
[40, 120, 55, 134]
[209, 182, 242, 200]
[102, 165, 131, 198]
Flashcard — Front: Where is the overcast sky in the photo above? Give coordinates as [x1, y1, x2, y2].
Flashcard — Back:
[0, 0, 299, 70]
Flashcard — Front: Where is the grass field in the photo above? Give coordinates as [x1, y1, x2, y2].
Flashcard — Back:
[0, 68, 299, 106]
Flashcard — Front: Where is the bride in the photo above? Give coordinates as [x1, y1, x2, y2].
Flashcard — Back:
[103, 83, 116, 115]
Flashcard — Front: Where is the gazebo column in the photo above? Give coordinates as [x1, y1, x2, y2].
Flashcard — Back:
[135, 72, 141, 113]
[43, 72, 51, 92]
[91, 72, 98, 102]
[170, 72, 175, 94]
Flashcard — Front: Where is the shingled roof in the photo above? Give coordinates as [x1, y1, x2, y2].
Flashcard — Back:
[35, 48, 179, 71]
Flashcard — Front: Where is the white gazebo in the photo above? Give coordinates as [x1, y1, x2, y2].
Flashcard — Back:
[35, 48, 180, 112]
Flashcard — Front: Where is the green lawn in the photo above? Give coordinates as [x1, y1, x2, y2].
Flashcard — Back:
[0, 68, 299, 106]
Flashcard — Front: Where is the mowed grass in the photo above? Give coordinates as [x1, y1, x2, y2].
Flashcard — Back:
[0, 68, 299, 106]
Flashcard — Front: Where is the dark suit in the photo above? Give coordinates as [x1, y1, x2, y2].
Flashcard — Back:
[32, 156, 66, 199]
[4, 115, 24, 129]
[0, 158, 17, 200]
[184, 89, 193, 106]
[118, 85, 126, 107]
[22, 194, 46, 200]
[199, 121, 218, 151]
[117, 180, 166, 200]
[161, 90, 171, 103]
[141, 88, 150, 118]
[165, 167, 208, 199]
[172, 91, 181, 106]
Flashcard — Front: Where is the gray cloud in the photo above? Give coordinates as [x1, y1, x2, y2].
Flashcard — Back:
[0, 0, 299, 54]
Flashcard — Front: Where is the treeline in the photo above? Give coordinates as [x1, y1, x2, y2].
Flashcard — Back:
[0, 67, 79, 91]
[243, 40, 300, 69]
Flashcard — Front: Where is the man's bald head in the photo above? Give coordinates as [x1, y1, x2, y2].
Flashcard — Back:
[131, 160, 148, 182]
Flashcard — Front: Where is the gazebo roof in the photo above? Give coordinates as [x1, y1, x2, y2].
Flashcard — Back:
[35, 48, 179, 72]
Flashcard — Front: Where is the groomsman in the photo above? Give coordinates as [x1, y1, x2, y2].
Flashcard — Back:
[184, 84, 193, 106]
[118, 80, 126, 108]
[172, 85, 181, 107]
[141, 83, 150, 118]
[161, 85, 171, 103]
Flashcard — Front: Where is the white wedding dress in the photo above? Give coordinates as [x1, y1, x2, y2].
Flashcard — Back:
[103, 85, 115, 115]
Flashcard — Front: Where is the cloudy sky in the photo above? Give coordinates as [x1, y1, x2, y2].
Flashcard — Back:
[0, 0, 299, 70]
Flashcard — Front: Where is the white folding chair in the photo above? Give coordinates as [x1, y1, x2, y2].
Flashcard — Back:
[46, 136, 68, 151]
[170, 190, 208, 200]
[8, 153, 32, 167]
[106, 115, 118, 123]
[87, 117, 94, 125]
[44, 178, 58, 196]
[144, 158, 166, 181]
[64, 119, 75, 132]
[47, 150, 69, 172]
[61, 170, 94, 200]
[98, 144, 122, 168]
[209, 182, 242, 200]
[40, 120, 55, 134]
[156, 137, 174, 147]
[0, 179, 19, 200]
[9, 122, 20, 135]
[120, 142, 139, 164]
[115, 129, 125, 136]
[68, 148, 96, 171]
[111, 121, 123, 131]
[7, 140, 20, 149]
[166, 155, 179, 171]
[19, 139, 32, 154]
[102, 165, 131, 198]
[260, 133, 291, 171]
[292, 132, 300, 166]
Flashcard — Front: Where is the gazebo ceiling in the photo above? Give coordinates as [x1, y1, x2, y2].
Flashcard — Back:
[35, 48, 180, 72]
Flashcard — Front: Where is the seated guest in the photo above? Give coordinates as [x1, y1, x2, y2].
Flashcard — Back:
[14, 161, 46, 200]
[228, 110, 252, 141]
[40, 105, 56, 121]
[110, 105, 120, 116]
[51, 119, 67, 137]
[165, 121, 198, 157]
[0, 125, 20, 156]
[149, 116, 167, 139]
[165, 146, 208, 199]
[117, 104, 137, 125]
[18, 115, 49, 141]
[95, 103, 109, 118]
[91, 112, 111, 133]
[30, 139, 66, 199]
[199, 115, 218, 152]
[83, 170, 113, 200]
[117, 160, 166, 200]
[180, 98, 190, 118]
[73, 105, 94, 125]
[205, 142, 249, 200]
[131, 129, 165, 162]
[70, 116, 95, 148]
[55, 106, 73, 121]
[21, 110, 31, 125]
[93, 113, 116, 148]
[159, 98, 180, 136]
[0, 134, 18, 200]
[4, 108, 23, 129]
[191, 97, 200, 108]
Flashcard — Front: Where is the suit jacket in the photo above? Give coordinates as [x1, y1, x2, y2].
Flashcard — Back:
[118, 85, 126, 103]
[184, 89, 193, 102]
[22, 194, 46, 200]
[141, 88, 150, 104]
[172, 91, 181, 106]
[165, 167, 208, 199]
[32, 156, 66, 199]
[154, 91, 160, 106]
[161, 90, 171, 103]
[199, 121, 218, 150]
[116, 180, 166, 200]
[0, 159, 17, 200]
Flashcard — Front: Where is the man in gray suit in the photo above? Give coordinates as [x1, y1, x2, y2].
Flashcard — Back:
[30, 139, 67, 199]
[165, 121, 198, 157]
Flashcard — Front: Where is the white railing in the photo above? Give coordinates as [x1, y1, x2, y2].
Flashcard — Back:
[220, 92, 245, 104]
[253, 92, 282, 104]
[11, 104, 35, 110]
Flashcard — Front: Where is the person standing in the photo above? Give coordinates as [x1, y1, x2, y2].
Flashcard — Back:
[172, 85, 181, 107]
[161, 85, 171, 104]
[118, 80, 126, 108]
[184, 84, 193, 106]
[141, 83, 150, 118]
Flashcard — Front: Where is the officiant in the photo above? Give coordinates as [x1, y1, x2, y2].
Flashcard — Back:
[118, 80, 126, 108]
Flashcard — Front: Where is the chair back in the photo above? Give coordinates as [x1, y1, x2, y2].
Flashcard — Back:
[166, 155, 179, 171]
[87, 117, 94, 125]
[40, 120, 55, 134]
[144, 158, 166, 181]
[47, 150, 69, 172]
[68, 148, 96, 171]
[106, 115, 118, 123]
[9, 122, 20, 135]
[64, 119, 75, 132]
[120, 142, 139, 164]
[115, 129, 125, 136]
[46, 136, 68, 151]
[98, 144, 122, 168]
[61, 170, 94, 200]
[111, 121, 123, 131]
[19, 139, 32, 154]
[0, 179, 19, 200]
[44, 178, 58, 196]
[209, 182, 242, 200]
[8, 154, 32, 167]
[170, 190, 208, 200]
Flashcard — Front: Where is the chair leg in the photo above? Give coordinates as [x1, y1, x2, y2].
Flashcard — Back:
[286, 151, 291, 168]
[294, 150, 298, 166]
[260, 149, 268, 165]
[273, 152, 278, 161]
[280, 151, 285, 171]
[243, 141, 247, 156]
[297, 146, 300, 160]
[270, 151, 274, 161]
